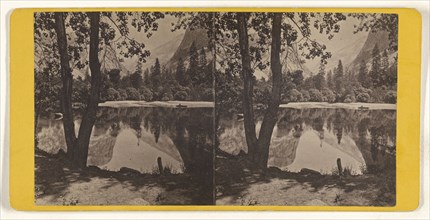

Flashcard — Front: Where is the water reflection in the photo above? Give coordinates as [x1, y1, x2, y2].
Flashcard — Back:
[36, 107, 214, 177]
[218, 108, 396, 175]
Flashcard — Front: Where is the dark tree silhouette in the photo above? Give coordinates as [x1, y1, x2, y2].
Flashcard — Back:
[48, 11, 164, 167]
[369, 44, 381, 88]
[358, 59, 369, 88]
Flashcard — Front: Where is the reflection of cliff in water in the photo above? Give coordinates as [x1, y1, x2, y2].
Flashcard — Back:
[268, 123, 302, 168]
[97, 107, 214, 175]
[36, 107, 215, 205]
[218, 108, 396, 174]
[36, 107, 214, 177]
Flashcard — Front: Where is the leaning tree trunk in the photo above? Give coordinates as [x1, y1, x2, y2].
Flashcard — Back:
[54, 12, 77, 159]
[254, 13, 283, 168]
[74, 12, 102, 167]
[236, 13, 258, 160]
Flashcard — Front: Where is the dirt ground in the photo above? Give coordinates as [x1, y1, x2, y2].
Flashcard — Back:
[35, 149, 212, 206]
[35, 149, 394, 207]
[215, 154, 396, 206]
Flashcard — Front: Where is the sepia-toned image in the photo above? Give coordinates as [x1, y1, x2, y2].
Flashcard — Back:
[34, 11, 397, 206]
[214, 12, 397, 206]
[34, 11, 215, 205]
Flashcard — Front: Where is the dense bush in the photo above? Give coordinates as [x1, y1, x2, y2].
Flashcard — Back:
[370, 88, 386, 103]
[139, 88, 153, 101]
[343, 93, 356, 103]
[125, 87, 141, 100]
[117, 88, 127, 101]
[308, 89, 324, 102]
[216, 72, 243, 113]
[201, 88, 214, 101]
[72, 78, 89, 104]
[356, 93, 371, 103]
[35, 69, 62, 114]
[300, 90, 310, 102]
[321, 88, 336, 103]
[384, 91, 397, 104]
[254, 84, 271, 106]
[354, 86, 372, 103]
[105, 88, 121, 101]
[161, 92, 173, 101]
[284, 89, 303, 102]
[174, 90, 189, 101]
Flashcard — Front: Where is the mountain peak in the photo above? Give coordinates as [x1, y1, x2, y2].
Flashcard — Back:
[349, 30, 391, 70]
[167, 28, 209, 68]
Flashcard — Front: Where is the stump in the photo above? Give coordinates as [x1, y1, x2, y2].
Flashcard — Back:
[337, 158, 343, 176]
[157, 157, 164, 175]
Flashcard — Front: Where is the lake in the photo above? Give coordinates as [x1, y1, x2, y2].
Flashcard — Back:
[36, 107, 214, 176]
[218, 108, 396, 175]
[36, 106, 396, 176]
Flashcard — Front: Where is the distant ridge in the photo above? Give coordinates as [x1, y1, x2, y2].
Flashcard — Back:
[349, 30, 391, 70]
[166, 28, 209, 69]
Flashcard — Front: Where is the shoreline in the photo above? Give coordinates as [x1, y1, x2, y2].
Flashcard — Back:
[279, 102, 396, 110]
[99, 100, 396, 110]
[98, 100, 214, 108]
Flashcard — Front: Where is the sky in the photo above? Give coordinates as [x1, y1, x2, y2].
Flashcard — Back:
[124, 13, 369, 74]
[97, 13, 370, 76]
[35, 12, 371, 80]
[107, 15, 186, 72]
[126, 15, 185, 52]
[304, 17, 369, 73]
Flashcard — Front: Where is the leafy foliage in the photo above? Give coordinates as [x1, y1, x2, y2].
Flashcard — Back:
[349, 13, 398, 51]
[125, 87, 140, 100]
[35, 67, 61, 115]
[35, 11, 398, 121]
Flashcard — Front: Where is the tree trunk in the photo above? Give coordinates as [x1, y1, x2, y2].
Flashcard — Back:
[236, 13, 283, 168]
[34, 105, 40, 146]
[54, 12, 77, 160]
[35, 105, 40, 134]
[255, 13, 283, 168]
[236, 13, 258, 160]
[210, 12, 218, 162]
[74, 12, 102, 167]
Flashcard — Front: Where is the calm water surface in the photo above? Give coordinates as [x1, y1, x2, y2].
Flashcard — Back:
[37, 107, 396, 176]
[218, 108, 396, 174]
[37, 107, 214, 174]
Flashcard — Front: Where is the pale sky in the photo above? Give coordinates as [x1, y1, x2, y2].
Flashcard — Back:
[126, 15, 185, 52]
[102, 13, 369, 75]
[109, 15, 186, 71]
[304, 17, 369, 73]
[126, 14, 369, 74]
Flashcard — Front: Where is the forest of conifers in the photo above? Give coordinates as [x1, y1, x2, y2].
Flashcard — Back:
[36, 41, 397, 115]
[34, 12, 397, 167]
